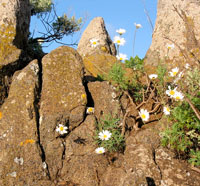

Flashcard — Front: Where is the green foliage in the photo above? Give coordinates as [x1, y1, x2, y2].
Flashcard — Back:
[30, 0, 52, 15]
[189, 150, 200, 166]
[185, 67, 200, 95]
[108, 63, 129, 90]
[125, 55, 144, 71]
[161, 100, 200, 164]
[156, 62, 167, 86]
[94, 115, 125, 152]
[52, 14, 82, 39]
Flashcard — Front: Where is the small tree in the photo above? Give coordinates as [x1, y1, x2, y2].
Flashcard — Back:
[29, 0, 83, 54]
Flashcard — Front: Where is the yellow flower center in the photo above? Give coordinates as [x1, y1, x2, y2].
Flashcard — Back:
[168, 46, 171, 50]
[81, 94, 86, 99]
[99, 150, 103, 153]
[119, 57, 123, 60]
[60, 126, 64, 131]
[166, 107, 170, 112]
[93, 41, 97, 45]
[117, 40, 121, 44]
[0, 112, 2, 119]
[169, 90, 175, 95]
[103, 134, 107, 139]
[141, 114, 146, 119]
[88, 108, 93, 112]
[173, 72, 177, 76]
[176, 96, 180, 100]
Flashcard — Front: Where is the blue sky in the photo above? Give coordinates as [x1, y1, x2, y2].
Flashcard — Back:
[30, 0, 158, 59]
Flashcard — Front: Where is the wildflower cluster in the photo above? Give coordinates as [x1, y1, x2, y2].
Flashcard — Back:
[114, 28, 127, 61]
[94, 115, 125, 154]
[152, 62, 200, 166]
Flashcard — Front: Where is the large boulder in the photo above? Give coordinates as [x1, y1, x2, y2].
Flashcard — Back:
[88, 81, 122, 120]
[0, 60, 51, 185]
[39, 46, 87, 180]
[77, 17, 116, 56]
[145, 0, 200, 67]
[60, 115, 109, 186]
[83, 54, 117, 77]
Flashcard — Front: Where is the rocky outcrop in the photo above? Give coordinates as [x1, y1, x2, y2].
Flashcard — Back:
[88, 81, 122, 119]
[77, 17, 116, 56]
[0, 0, 31, 49]
[0, 60, 51, 185]
[145, 0, 200, 67]
[83, 54, 117, 77]
[0, 0, 32, 106]
[39, 46, 87, 180]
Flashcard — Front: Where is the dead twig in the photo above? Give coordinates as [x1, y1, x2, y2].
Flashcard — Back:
[185, 97, 200, 121]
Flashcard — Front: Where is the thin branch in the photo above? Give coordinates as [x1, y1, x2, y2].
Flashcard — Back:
[185, 97, 200, 120]
[140, 0, 154, 32]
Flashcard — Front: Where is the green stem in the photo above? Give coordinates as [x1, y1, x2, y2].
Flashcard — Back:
[133, 29, 137, 57]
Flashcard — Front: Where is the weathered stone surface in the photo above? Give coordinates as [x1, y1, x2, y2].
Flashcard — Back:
[77, 17, 116, 56]
[88, 81, 122, 120]
[0, 60, 50, 185]
[156, 147, 200, 186]
[0, 0, 32, 107]
[0, 0, 31, 48]
[61, 115, 109, 185]
[83, 54, 117, 77]
[145, 0, 200, 67]
[39, 46, 87, 179]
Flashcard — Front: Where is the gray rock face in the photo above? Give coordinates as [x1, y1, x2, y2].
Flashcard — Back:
[0, 60, 51, 185]
[39, 46, 87, 179]
[77, 17, 117, 56]
[0, 0, 31, 48]
[145, 0, 200, 66]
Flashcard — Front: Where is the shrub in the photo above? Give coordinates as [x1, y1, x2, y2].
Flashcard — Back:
[94, 115, 125, 153]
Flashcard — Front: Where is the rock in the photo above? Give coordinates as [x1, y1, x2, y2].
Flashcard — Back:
[0, 0, 32, 106]
[39, 46, 87, 179]
[61, 115, 109, 185]
[145, 0, 200, 68]
[155, 147, 200, 186]
[83, 53, 135, 81]
[0, 0, 31, 49]
[83, 54, 117, 77]
[0, 60, 50, 185]
[77, 17, 116, 56]
[88, 81, 122, 120]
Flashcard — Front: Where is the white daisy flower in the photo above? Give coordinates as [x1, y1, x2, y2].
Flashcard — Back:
[113, 36, 126, 46]
[163, 106, 170, 115]
[166, 86, 177, 98]
[116, 53, 128, 61]
[174, 91, 184, 101]
[149, 74, 158, 80]
[185, 63, 190, 69]
[86, 107, 94, 114]
[98, 130, 112, 141]
[166, 43, 175, 50]
[95, 147, 105, 154]
[90, 38, 99, 48]
[169, 67, 179, 77]
[56, 124, 68, 135]
[139, 109, 150, 122]
[134, 23, 142, 29]
[116, 28, 126, 35]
